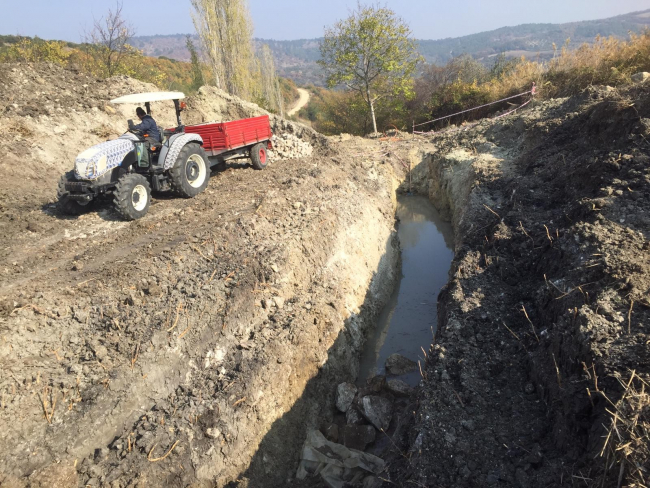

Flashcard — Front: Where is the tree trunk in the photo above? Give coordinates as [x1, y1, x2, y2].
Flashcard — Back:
[367, 89, 378, 134]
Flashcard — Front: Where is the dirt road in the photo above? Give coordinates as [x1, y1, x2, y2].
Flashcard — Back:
[287, 88, 310, 117]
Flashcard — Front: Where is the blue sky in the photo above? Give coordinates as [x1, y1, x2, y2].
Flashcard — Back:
[1, 0, 648, 41]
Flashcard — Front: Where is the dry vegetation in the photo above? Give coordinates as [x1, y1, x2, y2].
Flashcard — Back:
[303, 31, 650, 136]
[596, 371, 650, 488]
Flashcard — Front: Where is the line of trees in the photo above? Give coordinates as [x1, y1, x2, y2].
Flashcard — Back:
[190, 0, 284, 115]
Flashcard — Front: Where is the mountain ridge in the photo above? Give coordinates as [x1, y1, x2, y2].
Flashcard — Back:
[129, 8, 650, 85]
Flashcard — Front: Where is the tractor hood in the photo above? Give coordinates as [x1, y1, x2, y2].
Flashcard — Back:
[74, 134, 138, 181]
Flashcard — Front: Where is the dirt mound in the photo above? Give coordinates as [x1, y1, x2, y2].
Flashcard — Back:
[386, 85, 650, 486]
[0, 62, 408, 484]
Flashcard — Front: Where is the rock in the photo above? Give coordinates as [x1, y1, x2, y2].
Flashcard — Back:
[631, 72, 650, 83]
[363, 476, 382, 488]
[386, 379, 413, 397]
[341, 425, 376, 451]
[322, 423, 339, 443]
[26, 222, 44, 233]
[336, 382, 357, 412]
[385, 353, 417, 375]
[205, 428, 221, 439]
[104, 104, 116, 114]
[360, 395, 392, 431]
[273, 296, 284, 309]
[366, 375, 385, 393]
[146, 284, 162, 296]
[94, 344, 109, 362]
[296, 430, 385, 486]
[346, 406, 365, 425]
[71, 261, 84, 272]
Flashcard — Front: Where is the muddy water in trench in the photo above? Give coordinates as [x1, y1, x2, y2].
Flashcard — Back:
[358, 195, 454, 386]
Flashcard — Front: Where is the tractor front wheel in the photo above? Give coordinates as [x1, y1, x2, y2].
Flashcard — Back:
[170, 143, 210, 197]
[114, 173, 151, 221]
[57, 171, 92, 216]
[250, 143, 269, 170]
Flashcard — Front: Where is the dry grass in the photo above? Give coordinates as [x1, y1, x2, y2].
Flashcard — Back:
[487, 32, 650, 100]
[595, 371, 650, 488]
[414, 31, 650, 130]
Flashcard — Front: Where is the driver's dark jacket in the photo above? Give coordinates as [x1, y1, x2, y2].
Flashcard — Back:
[133, 115, 161, 142]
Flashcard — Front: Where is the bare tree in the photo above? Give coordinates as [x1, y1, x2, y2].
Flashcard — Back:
[85, 1, 136, 77]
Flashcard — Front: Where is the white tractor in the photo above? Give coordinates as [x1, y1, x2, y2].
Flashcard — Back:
[57, 92, 209, 220]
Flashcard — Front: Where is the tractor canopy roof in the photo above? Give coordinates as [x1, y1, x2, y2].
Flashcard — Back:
[110, 91, 186, 104]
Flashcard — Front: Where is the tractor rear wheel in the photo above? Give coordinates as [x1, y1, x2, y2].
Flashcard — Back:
[250, 143, 269, 170]
[170, 143, 210, 197]
[57, 171, 92, 216]
[114, 173, 151, 221]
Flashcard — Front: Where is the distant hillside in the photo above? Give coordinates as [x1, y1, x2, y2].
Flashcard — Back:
[130, 9, 650, 85]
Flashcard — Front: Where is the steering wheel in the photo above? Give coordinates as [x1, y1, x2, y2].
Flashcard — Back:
[128, 128, 143, 135]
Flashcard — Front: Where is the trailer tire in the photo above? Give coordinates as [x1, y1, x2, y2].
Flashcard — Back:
[170, 143, 209, 197]
[250, 143, 269, 170]
[57, 171, 92, 216]
[114, 173, 151, 221]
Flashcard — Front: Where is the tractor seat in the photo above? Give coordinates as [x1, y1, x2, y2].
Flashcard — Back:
[159, 127, 168, 145]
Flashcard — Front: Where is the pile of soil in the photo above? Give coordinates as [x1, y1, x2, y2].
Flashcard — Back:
[386, 84, 650, 487]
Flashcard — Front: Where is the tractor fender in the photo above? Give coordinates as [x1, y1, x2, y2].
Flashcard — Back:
[159, 133, 203, 171]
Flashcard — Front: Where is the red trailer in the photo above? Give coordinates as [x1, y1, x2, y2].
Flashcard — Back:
[183, 115, 273, 170]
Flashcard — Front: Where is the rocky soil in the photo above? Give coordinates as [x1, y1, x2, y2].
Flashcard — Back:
[0, 63, 406, 487]
[382, 84, 650, 487]
[2, 61, 650, 488]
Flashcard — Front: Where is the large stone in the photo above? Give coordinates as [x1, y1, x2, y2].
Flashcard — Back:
[341, 425, 376, 451]
[360, 395, 393, 431]
[386, 379, 414, 397]
[346, 406, 365, 425]
[385, 353, 417, 375]
[631, 72, 650, 83]
[336, 382, 357, 412]
[322, 423, 339, 443]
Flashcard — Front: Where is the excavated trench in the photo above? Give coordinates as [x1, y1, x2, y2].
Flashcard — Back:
[238, 154, 461, 487]
[357, 195, 454, 386]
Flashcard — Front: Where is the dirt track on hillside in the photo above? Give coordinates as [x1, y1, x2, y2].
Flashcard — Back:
[287, 88, 310, 117]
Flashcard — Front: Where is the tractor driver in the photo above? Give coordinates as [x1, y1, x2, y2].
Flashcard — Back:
[131, 107, 161, 143]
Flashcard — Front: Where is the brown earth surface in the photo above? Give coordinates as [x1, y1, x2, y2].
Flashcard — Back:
[1, 62, 650, 488]
[383, 84, 650, 487]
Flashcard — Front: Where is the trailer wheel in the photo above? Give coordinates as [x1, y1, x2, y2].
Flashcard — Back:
[57, 171, 92, 216]
[250, 143, 269, 170]
[114, 173, 151, 221]
[170, 143, 210, 197]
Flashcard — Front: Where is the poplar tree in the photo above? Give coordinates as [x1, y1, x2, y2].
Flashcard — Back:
[258, 44, 284, 116]
[319, 4, 420, 134]
[190, 0, 255, 98]
[186, 35, 205, 91]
